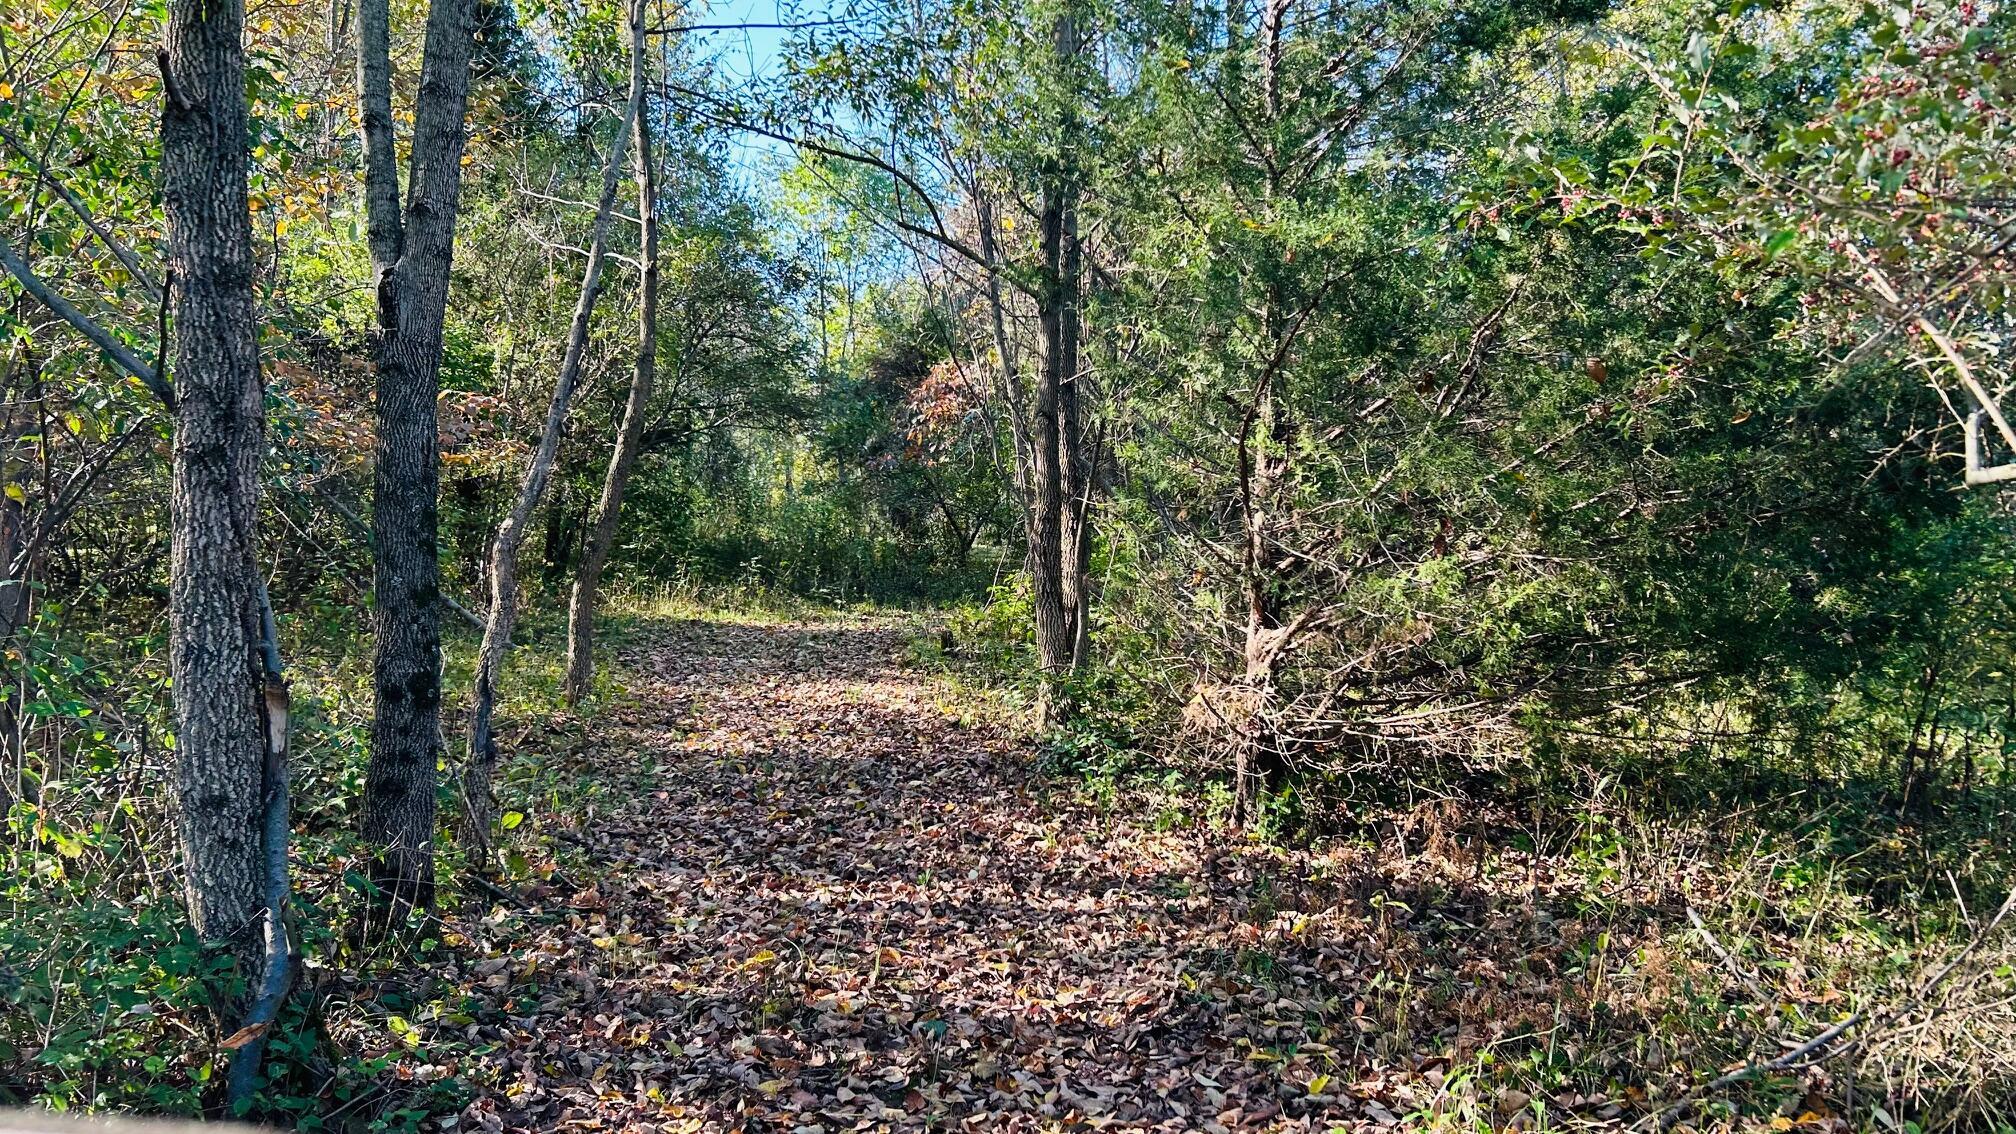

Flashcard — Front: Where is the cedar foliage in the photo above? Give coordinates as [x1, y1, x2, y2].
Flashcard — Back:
[0, 0, 2013, 1125]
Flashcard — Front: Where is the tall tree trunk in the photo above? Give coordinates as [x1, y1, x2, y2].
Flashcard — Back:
[1030, 3, 1086, 726]
[160, 0, 268, 962]
[2, 17, 292, 1041]
[1234, 369, 1292, 826]
[1057, 195, 1092, 671]
[357, 0, 480, 913]
[564, 75, 658, 707]
[1030, 255, 1072, 724]
[1232, 19, 1293, 827]
[465, 19, 643, 851]
[162, 0, 296, 1099]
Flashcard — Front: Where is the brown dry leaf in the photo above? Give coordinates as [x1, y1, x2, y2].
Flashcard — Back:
[218, 1021, 270, 1050]
[413, 615, 1722, 1134]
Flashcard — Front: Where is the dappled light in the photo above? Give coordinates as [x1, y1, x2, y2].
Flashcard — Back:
[431, 615, 2016, 1132]
[1, 0, 2013, 1124]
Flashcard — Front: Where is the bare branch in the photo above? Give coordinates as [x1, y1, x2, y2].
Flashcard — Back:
[648, 17, 855, 33]
[0, 119, 163, 305]
[0, 238, 173, 408]
[659, 81, 1014, 289]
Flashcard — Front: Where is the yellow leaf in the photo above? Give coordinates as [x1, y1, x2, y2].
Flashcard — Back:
[0, 82, 13, 99]
[4, 483, 23, 503]
[386, 1015, 420, 1046]
[275, 218, 289, 236]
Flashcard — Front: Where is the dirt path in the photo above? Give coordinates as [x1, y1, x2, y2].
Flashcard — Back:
[451, 615, 1505, 1134]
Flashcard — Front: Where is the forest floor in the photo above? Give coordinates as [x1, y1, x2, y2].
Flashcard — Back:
[430, 610, 1842, 1134]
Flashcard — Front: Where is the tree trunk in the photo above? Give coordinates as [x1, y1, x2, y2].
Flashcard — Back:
[1029, 266, 1072, 724]
[224, 590, 292, 1107]
[1233, 293, 1296, 825]
[1235, 380, 1290, 826]
[452, 474, 489, 581]
[160, 0, 268, 963]
[0, 343, 34, 790]
[465, 20, 643, 851]
[1057, 193, 1092, 671]
[564, 76, 658, 707]
[538, 490, 577, 585]
[1030, 4, 1086, 726]
[162, 0, 297, 1095]
[357, 0, 480, 913]
[1231, 45, 1295, 826]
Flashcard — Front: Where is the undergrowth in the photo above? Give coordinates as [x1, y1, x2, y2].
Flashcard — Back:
[7, 581, 2013, 1132]
[922, 585, 2016, 1132]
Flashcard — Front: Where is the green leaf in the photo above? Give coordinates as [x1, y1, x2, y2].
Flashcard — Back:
[500, 810, 525, 830]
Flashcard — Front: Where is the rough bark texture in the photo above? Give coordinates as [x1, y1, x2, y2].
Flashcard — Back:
[564, 81, 658, 707]
[1234, 373, 1292, 825]
[1029, 233, 1072, 720]
[1057, 192, 1092, 671]
[161, 0, 268, 957]
[358, 0, 480, 912]
[464, 28, 642, 849]
[1028, 4, 1087, 728]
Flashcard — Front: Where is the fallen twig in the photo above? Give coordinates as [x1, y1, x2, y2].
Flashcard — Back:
[460, 871, 528, 909]
[1687, 905, 1771, 1003]
[1649, 881, 2016, 1130]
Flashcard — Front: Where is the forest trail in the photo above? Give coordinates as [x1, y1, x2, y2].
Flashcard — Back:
[455, 613, 1475, 1134]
